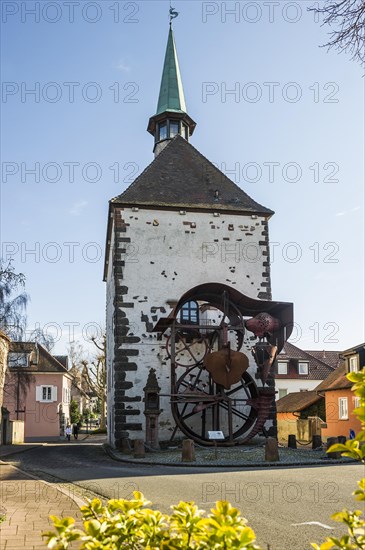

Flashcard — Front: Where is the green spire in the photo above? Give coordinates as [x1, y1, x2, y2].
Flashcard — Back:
[156, 28, 187, 115]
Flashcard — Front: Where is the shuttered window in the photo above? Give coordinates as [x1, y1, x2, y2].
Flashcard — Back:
[35, 385, 57, 402]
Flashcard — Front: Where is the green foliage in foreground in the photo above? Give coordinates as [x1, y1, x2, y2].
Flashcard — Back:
[44, 369, 365, 549]
[43, 494, 260, 549]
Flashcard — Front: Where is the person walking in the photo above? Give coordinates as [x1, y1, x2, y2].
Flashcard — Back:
[73, 423, 79, 440]
[65, 424, 72, 441]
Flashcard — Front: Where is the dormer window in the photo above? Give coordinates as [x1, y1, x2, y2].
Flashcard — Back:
[298, 362, 309, 375]
[349, 355, 359, 372]
[8, 352, 29, 368]
[180, 301, 199, 325]
[277, 361, 288, 375]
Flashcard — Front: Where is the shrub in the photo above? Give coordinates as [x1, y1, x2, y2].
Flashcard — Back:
[43, 493, 261, 549]
[92, 428, 107, 434]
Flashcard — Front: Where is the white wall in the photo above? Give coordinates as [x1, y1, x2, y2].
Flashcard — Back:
[106, 206, 271, 444]
[275, 379, 320, 400]
[106, 228, 116, 444]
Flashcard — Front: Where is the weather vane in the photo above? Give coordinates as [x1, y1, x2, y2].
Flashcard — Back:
[169, 2, 179, 26]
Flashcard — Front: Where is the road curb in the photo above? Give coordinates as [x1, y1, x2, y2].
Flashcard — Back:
[0, 462, 87, 508]
[103, 443, 358, 469]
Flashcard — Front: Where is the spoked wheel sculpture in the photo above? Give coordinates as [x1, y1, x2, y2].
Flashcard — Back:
[172, 365, 260, 445]
[167, 291, 276, 446]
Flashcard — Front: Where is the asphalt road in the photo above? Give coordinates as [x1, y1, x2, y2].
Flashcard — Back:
[4, 438, 363, 550]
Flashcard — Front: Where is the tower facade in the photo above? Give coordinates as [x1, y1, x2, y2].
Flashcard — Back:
[104, 25, 289, 448]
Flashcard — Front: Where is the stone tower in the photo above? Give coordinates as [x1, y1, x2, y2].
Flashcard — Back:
[104, 23, 278, 448]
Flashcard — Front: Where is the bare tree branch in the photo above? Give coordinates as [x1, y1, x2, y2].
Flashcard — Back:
[0, 260, 29, 339]
[69, 336, 107, 430]
[309, 0, 365, 66]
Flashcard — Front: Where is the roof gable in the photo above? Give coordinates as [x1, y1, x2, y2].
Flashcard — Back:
[277, 341, 341, 380]
[111, 136, 273, 215]
[315, 363, 351, 391]
[9, 342, 69, 374]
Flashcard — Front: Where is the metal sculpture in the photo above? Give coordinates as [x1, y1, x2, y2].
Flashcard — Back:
[152, 283, 293, 446]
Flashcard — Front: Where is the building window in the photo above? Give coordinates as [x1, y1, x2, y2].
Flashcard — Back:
[354, 396, 361, 409]
[42, 386, 52, 401]
[278, 389, 288, 399]
[8, 352, 29, 368]
[349, 356, 359, 373]
[63, 387, 71, 404]
[36, 385, 57, 403]
[182, 124, 188, 139]
[159, 123, 167, 141]
[338, 397, 348, 420]
[180, 301, 199, 325]
[170, 121, 179, 138]
[298, 362, 309, 375]
[277, 362, 288, 375]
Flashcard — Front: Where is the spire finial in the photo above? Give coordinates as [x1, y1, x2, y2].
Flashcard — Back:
[169, 2, 179, 27]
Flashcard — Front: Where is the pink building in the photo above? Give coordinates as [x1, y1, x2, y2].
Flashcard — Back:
[3, 342, 72, 442]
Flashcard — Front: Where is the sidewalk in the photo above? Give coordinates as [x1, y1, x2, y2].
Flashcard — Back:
[0, 435, 107, 549]
[0, 434, 91, 459]
[0, 462, 84, 550]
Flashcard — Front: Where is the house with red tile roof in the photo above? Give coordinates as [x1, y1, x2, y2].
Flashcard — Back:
[276, 343, 364, 442]
[317, 343, 364, 440]
[275, 342, 341, 400]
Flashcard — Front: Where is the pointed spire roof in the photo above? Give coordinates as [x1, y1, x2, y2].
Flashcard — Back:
[156, 27, 187, 116]
[147, 25, 196, 144]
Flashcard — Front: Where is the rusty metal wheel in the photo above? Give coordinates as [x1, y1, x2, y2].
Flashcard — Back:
[165, 330, 208, 367]
[171, 363, 260, 446]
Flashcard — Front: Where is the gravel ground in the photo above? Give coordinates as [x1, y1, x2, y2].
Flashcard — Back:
[105, 442, 355, 467]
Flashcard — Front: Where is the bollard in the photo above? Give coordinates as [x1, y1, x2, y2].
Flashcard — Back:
[133, 439, 146, 458]
[326, 437, 340, 459]
[288, 434, 297, 449]
[265, 437, 279, 462]
[312, 435, 322, 450]
[182, 439, 195, 462]
[119, 437, 132, 454]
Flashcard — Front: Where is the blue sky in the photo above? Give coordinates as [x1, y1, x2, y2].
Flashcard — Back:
[1, 0, 364, 354]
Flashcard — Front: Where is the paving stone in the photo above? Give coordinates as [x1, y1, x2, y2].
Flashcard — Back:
[0, 464, 83, 550]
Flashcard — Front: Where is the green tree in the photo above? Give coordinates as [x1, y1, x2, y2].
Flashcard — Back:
[69, 400, 80, 425]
